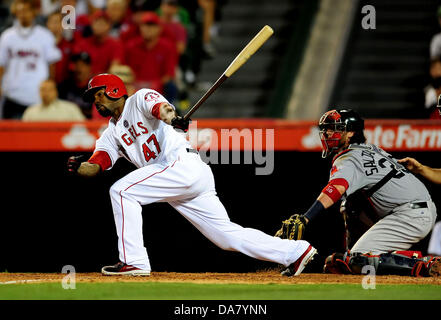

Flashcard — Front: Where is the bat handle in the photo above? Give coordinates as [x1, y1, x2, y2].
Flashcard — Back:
[183, 74, 228, 121]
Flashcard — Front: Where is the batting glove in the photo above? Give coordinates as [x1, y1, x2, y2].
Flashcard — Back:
[171, 116, 191, 132]
[67, 155, 85, 173]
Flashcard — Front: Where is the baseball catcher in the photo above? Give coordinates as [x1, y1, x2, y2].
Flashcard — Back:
[275, 109, 441, 277]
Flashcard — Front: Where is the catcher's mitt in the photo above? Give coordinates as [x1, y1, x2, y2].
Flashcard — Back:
[274, 214, 307, 240]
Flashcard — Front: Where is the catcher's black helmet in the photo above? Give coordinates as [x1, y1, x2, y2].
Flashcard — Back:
[319, 109, 364, 133]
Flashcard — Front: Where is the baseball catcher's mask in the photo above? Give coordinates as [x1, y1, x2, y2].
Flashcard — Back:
[318, 109, 364, 158]
[83, 73, 128, 103]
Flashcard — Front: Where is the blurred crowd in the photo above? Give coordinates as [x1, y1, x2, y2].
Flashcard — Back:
[0, 0, 223, 121]
[427, 5, 441, 119]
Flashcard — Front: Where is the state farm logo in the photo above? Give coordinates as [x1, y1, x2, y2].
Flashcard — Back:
[365, 125, 441, 149]
[300, 124, 441, 151]
[144, 92, 160, 102]
[62, 124, 96, 149]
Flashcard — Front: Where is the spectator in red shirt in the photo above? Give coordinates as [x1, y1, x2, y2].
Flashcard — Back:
[46, 11, 73, 85]
[159, 0, 188, 56]
[106, 0, 136, 40]
[125, 11, 178, 103]
[73, 10, 124, 76]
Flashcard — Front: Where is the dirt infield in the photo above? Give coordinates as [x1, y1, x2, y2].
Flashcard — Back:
[1, 271, 440, 285]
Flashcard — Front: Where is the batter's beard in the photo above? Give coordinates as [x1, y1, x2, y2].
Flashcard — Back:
[96, 104, 112, 117]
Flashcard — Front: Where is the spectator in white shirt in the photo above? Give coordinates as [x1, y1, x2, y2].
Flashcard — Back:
[0, 0, 61, 119]
[22, 79, 85, 121]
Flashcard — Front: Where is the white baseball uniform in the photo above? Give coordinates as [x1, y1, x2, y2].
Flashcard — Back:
[90, 88, 310, 271]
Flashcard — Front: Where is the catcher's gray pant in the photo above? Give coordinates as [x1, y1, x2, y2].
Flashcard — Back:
[109, 150, 310, 270]
[350, 200, 437, 254]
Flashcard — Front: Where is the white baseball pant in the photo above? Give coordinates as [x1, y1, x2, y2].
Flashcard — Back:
[109, 149, 310, 271]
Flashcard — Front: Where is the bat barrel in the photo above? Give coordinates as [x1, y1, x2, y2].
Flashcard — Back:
[224, 25, 274, 77]
[183, 25, 274, 120]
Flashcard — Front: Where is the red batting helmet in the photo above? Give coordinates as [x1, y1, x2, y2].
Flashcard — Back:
[83, 73, 128, 102]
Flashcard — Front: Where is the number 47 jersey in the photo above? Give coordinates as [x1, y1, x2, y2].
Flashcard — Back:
[93, 89, 191, 169]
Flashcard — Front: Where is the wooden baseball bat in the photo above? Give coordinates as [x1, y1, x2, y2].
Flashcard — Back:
[183, 25, 274, 120]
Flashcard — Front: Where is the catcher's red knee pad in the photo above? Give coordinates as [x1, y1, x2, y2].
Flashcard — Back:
[412, 255, 441, 277]
[323, 252, 352, 274]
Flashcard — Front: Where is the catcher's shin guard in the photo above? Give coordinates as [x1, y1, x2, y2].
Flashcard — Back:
[348, 251, 430, 277]
[323, 250, 438, 277]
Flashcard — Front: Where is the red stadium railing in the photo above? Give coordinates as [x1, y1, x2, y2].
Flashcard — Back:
[0, 119, 440, 152]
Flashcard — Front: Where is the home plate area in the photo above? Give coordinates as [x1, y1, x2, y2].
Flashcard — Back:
[1, 271, 440, 285]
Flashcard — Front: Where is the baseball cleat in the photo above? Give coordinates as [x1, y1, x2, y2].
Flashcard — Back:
[281, 245, 318, 277]
[101, 261, 151, 276]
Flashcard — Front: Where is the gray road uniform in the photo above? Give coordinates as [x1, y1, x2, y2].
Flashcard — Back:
[330, 143, 437, 254]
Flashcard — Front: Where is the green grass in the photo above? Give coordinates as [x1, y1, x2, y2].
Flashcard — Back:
[0, 282, 440, 300]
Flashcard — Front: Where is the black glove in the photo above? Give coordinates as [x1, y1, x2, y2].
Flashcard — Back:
[67, 155, 85, 173]
[274, 214, 307, 240]
[171, 116, 191, 132]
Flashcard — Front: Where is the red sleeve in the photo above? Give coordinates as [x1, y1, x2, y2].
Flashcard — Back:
[321, 178, 348, 203]
[321, 184, 343, 203]
[88, 151, 112, 171]
[329, 178, 349, 189]
[151, 102, 162, 119]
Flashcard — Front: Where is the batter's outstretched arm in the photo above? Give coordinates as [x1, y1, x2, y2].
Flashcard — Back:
[67, 153, 109, 177]
[77, 162, 101, 177]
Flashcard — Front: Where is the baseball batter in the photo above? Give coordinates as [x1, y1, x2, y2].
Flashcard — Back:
[276, 109, 440, 277]
[67, 73, 317, 276]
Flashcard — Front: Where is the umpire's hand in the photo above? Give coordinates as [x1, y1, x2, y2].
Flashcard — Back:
[67, 155, 85, 173]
